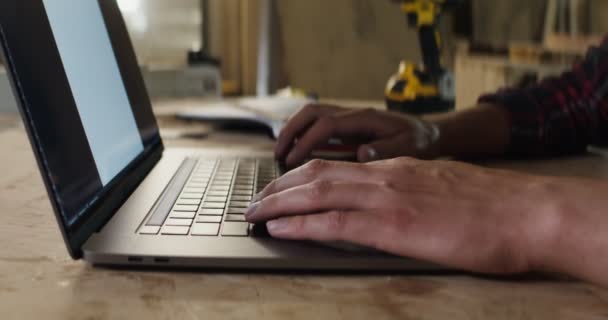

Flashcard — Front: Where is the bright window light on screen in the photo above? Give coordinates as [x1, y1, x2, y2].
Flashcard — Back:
[116, 0, 148, 34]
[116, 0, 142, 15]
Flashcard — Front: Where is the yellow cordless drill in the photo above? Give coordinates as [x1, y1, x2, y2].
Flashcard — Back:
[385, 0, 461, 114]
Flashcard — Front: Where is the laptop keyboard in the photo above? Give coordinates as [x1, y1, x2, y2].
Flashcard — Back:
[138, 158, 278, 237]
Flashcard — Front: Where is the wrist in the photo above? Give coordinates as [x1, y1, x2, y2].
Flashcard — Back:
[422, 104, 511, 159]
[523, 177, 608, 285]
[516, 176, 590, 278]
[516, 178, 564, 273]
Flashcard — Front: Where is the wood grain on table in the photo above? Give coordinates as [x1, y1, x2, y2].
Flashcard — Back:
[1, 112, 608, 319]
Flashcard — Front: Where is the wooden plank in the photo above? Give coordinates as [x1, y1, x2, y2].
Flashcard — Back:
[454, 48, 572, 110]
[207, 0, 244, 94]
[590, 0, 608, 34]
[472, 0, 547, 48]
[455, 53, 508, 110]
[240, 0, 261, 96]
[276, 0, 422, 100]
[543, 0, 559, 42]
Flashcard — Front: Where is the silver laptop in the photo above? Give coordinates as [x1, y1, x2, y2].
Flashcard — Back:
[0, 0, 437, 271]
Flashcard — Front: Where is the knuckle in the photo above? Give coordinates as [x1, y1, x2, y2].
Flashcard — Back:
[306, 180, 333, 201]
[390, 156, 421, 172]
[289, 216, 307, 234]
[396, 156, 418, 165]
[426, 166, 443, 179]
[378, 179, 396, 190]
[326, 210, 349, 235]
[303, 159, 330, 177]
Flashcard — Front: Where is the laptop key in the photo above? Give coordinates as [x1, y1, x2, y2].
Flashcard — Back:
[197, 215, 222, 223]
[207, 190, 229, 197]
[180, 193, 204, 199]
[187, 184, 207, 189]
[166, 218, 194, 226]
[221, 222, 249, 236]
[191, 175, 211, 181]
[205, 196, 228, 203]
[139, 225, 161, 235]
[184, 187, 206, 193]
[176, 199, 201, 206]
[170, 211, 197, 219]
[229, 201, 250, 208]
[225, 214, 246, 222]
[161, 226, 190, 235]
[232, 189, 252, 196]
[173, 205, 199, 212]
[198, 208, 224, 216]
[202, 202, 225, 209]
[230, 195, 252, 201]
[191, 223, 220, 236]
[227, 207, 247, 214]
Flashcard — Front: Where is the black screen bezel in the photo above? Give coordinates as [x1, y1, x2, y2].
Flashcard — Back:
[0, 0, 164, 258]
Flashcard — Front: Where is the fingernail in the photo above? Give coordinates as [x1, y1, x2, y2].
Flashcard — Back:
[245, 202, 260, 217]
[366, 146, 378, 160]
[267, 219, 288, 232]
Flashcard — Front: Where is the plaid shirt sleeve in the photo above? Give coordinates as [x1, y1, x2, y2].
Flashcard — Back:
[478, 37, 608, 156]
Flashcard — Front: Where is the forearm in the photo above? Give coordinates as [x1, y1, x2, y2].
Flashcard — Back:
[423, 103, 511, 159]
[527, 176, 608, 286]
[423, 107, 608, 285]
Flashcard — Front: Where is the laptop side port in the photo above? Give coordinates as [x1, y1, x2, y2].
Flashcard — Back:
[154, 257, 170, 263]
[127, 256, 143, 263]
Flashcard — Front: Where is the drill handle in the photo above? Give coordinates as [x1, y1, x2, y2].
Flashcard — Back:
[418, 25, 442, 77]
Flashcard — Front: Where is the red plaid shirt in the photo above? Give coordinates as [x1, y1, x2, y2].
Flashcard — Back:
[479, 37, 608, 156]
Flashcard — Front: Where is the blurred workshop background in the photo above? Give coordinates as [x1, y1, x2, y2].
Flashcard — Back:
[0, 0, 606, 113]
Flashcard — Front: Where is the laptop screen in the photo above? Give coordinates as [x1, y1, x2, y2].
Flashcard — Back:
[0, 0, 161, 233]
[43, 0, 145, 187]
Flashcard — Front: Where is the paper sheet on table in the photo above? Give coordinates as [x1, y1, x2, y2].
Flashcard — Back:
[177, 96, 314, 139]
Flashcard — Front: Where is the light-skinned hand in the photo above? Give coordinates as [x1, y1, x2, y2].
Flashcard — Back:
[246, 157, 560, 275]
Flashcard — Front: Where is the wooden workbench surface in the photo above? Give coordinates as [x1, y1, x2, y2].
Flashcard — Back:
[1, 107, 608, 320]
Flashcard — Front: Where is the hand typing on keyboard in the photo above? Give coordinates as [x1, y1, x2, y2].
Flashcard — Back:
[245, 157, 608, 287]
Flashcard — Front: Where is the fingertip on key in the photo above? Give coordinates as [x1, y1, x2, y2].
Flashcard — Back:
[267, 219, 289, 233]
[251, 192, 263, 203]
[245, 201, 260, 218]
